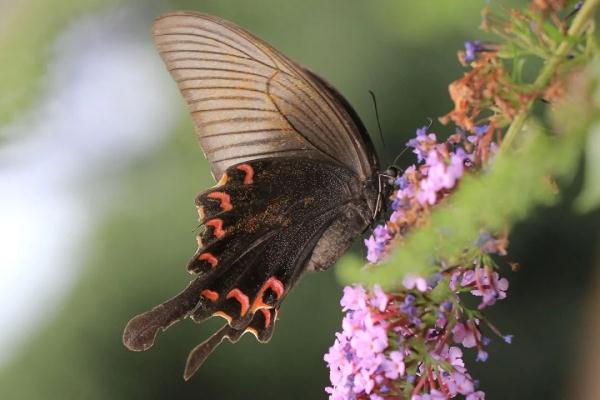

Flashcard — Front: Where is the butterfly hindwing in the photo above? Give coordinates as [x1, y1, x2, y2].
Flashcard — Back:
[190, 157, 370, 327]
[123, 158, 375, 376]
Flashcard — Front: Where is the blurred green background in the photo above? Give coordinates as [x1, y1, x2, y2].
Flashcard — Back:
[0, 1, 598, 399]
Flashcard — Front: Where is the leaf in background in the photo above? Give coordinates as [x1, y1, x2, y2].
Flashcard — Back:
[574, 123, 600, 212]
[0, 0, 118, 126]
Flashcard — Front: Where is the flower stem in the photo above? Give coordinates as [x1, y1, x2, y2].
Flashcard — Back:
[499, 0, 599, 153]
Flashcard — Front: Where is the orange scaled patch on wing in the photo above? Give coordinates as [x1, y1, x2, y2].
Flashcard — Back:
[198, 252, 219, 268]
[226, 288, 250, 317]
[205, 219, 225, 238]
[207, 191, 233, 211]
[201, 289, 219, 302]
[236, 164, 254, 185]
[250, 276, 285, 313]
[213, 311, 232, 323]
[245, 327, 259, 339]
[260, 308, 272, 329]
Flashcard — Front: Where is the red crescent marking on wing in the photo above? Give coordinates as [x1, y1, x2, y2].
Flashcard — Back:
[260, 308, 271, 329]
[236, 164, 254, 184]
[198, 252, 219, 268]
[264, 276, 285, 299]
[201, 289, 219, 302]
[207, 191, 233, 211]
[250, 276, 285, 313]
[205, 219, 225, 238]
[226, 288, 250, 317]
[250, 298, 269, 313]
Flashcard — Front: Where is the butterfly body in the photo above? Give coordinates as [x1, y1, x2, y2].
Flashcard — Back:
[123, 11, 389, 379]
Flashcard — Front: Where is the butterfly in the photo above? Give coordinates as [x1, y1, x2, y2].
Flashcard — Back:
[122, 11, 397, 380]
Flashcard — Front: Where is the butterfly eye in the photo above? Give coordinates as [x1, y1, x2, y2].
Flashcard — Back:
[384, 166, 399, 178]
[382, 166, 399, 186]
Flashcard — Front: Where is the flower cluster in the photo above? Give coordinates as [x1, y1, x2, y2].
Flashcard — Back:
[324, 286, 399, 400]
[364, 124, 497, 265]
[327, 1, 593, 399]
[325, 272, 511, 399]
[353, 126, 512, 399]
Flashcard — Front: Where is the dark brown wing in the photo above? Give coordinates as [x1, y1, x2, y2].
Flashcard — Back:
[152, 11, 378, 181]
[122, 158, 375, 379]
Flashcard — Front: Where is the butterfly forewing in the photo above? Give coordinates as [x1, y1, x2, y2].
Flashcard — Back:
[152, 11, 378, 181]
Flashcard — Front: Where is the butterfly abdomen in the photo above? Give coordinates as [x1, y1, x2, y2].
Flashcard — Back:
[306, 204, 373, 272]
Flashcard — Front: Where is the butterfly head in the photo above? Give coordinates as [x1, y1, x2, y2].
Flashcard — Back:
[382, 166, 399, 184]
[380, 165, 399, 198]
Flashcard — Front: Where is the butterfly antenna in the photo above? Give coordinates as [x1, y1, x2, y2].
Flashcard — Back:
[391, 117, 432, 167]
[392, 146, 412, 168]
[368, 90, 386, 148]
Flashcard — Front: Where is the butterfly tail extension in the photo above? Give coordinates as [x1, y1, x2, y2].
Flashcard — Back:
[123, 277, 207, 351]
[183, 323, 241, 381]
[183, 306, 279, 380]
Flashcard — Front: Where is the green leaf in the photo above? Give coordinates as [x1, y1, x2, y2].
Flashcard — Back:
[429, 279, 452, 303]
[511, 57, 526, 83]
[541, 20, 565, 45]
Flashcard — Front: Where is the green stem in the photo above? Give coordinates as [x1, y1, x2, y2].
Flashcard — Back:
[499, 0, 599, 152]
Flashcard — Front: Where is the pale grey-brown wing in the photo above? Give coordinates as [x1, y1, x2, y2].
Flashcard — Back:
[152, 11, 378, 181]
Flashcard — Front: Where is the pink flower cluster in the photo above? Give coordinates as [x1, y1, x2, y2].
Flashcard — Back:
[365, 226, 392, 263]
[324, 286, 403, 400]
[330, 126, 512, 399]
[450, 266, 509, 310]
[364, 126, 493, 264]
[410, 128, 468, 206]
[325, 273, 511, 399]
